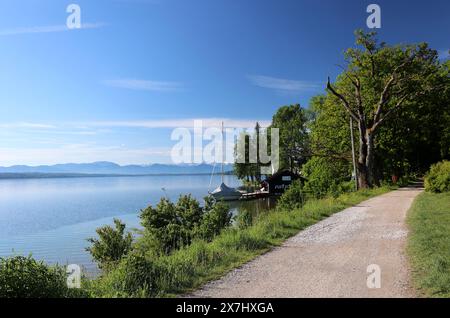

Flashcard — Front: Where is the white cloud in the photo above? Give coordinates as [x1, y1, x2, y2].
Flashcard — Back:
[248, 75, 319, 93]
[0, 23, 106, 36]
[0, 122, 106, 136]
[0, 118, 271, 131]
[0, 122, 56, 129]
[102, 79, 184, 92]
[87, 118, 271, 129]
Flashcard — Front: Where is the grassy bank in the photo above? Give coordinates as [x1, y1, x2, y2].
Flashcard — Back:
[407, 192, 450, 297]
[89, 186, 392, 297]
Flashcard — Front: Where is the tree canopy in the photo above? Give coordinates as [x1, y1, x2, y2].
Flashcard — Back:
[326, 30, 448, 187]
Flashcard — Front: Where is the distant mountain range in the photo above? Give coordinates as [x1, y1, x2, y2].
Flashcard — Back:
[0, 161, 234, 176]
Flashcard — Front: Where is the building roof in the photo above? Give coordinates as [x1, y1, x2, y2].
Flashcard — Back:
[264, 169, 305, 182]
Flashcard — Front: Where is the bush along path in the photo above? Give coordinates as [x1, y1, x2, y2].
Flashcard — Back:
[189, 187, 422, 298]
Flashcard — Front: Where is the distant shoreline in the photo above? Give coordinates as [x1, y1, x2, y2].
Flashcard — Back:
[0, 172, 235, 180]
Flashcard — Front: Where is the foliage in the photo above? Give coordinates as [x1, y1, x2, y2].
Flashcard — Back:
[88, 195, 232, 297]
[277, 180, 305, 211]
[140, 196, 192, 254]
[86, 218, 133, 271]
[375, 61, 450, 178]
[306, 95, 357, 197]
[308, 95, 352, 162]
[301, 157, 353, 198]
[140, 195, 231, 254]
[234, 105, 310, 181]
[425, 161, 450, 193]
[93, 250, 162, 297]
[195, 197, 233, 241]
[270, 104, 309, 172]
[326, 30, 447, 188]
[407, 192, 450, 297]
[0, 255, 74, 298]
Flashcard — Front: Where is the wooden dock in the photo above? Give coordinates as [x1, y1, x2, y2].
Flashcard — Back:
[240, 190, 270, 200]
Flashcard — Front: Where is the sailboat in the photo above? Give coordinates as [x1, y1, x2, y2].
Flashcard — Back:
[210, 122, 242, 201]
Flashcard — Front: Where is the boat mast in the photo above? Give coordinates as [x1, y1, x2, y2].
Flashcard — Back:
[221, 121, 224, 184]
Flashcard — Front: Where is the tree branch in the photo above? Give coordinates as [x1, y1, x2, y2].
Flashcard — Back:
[373, 53, 418, 126]
[372, 93, 409, 132]
[373, 74, 395, 124]
[326, 77, 360, 122]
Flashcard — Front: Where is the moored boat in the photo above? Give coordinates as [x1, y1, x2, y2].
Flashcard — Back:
[210, 182, 242, 201]
[209, 122, 242, 201]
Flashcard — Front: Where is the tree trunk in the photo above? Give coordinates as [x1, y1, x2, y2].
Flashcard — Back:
[357, 124, 377, 189]
[357, 123, 371, 189]
[366, 133, 376, 186]
[357, 159, 370, 189]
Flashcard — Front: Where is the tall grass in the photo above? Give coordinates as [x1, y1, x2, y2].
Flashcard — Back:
[89, 186, 392, 297]
[407, 192, 450, 297]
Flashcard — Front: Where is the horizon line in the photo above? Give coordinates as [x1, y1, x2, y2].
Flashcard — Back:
[0, 161, 235, 168]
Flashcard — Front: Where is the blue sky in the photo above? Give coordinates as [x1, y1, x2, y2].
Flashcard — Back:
[0, 0, 448, 166]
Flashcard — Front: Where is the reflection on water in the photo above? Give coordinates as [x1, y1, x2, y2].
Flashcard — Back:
[229, 197, 278, 218]
[0, 175, 278, 274]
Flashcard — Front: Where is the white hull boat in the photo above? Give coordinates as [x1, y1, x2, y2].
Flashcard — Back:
[208, 122, 242, 201]
[210, 182, 242, 201]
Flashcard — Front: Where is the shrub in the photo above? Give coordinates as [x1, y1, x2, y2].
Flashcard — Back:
[92, 250, 161, 298]
[140, 195, 231, 253]
[86, 218, 133, 271]
[196, 198, 232, 241]
[277, 180, 305, 211]
[302, 157, 352, 198]
[114, 252, 161, 297]
[140, 196, 201, 253]
[0, 255, 72, 298]
[176, 194, 204, 229]
[425, 160, 450, 193]
[333, 180, 356, 197]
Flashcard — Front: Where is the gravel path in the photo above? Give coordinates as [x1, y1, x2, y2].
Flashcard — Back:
[189, 187, 422, 298]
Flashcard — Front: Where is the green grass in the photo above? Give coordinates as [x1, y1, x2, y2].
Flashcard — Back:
[407, 192, 450, 297]
[89, 186, 393, 297]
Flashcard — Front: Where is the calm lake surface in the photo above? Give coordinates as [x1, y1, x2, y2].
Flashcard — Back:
[0, 175, 274, 274]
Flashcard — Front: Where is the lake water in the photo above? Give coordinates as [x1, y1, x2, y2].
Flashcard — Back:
[0, 175, 274, 274]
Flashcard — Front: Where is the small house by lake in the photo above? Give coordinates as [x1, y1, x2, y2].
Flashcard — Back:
[262, 170, 303, 195]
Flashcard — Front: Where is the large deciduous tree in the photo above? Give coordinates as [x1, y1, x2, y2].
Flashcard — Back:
[326, 30, 445, 188]
[270, 104, 309, 172]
